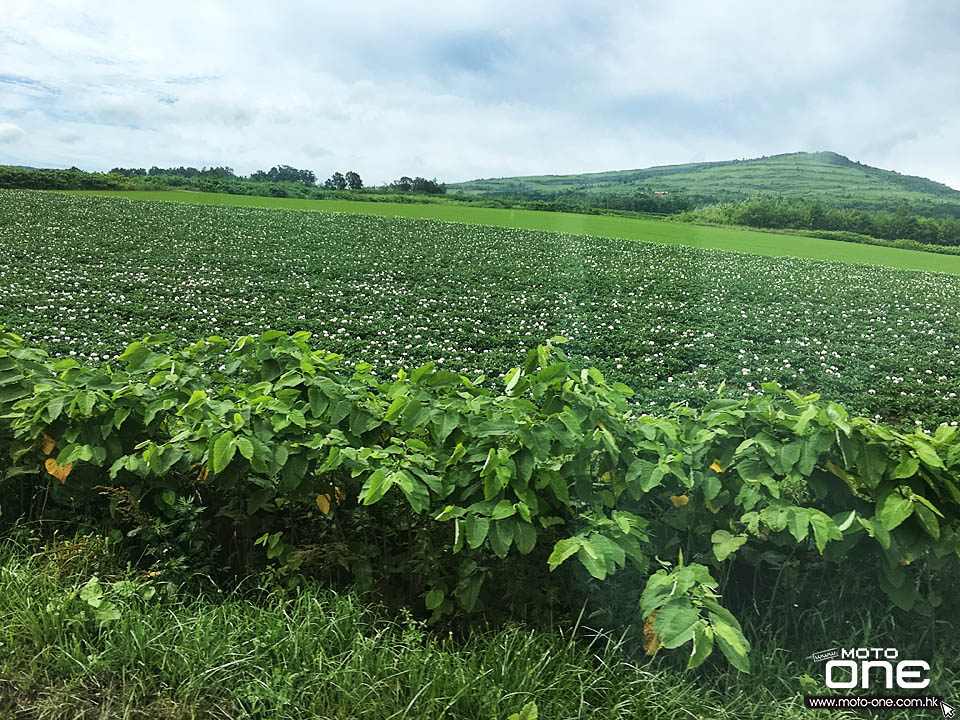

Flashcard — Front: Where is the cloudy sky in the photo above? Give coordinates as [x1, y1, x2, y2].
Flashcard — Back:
[1, 1, 959, 188]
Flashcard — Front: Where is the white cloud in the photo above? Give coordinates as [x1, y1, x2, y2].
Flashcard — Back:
[0, 0, 958, 189]
[0, 122, 25, 143]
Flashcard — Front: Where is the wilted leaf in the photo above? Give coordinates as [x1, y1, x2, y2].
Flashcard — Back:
[45, 457, 72, 483]
[316, 494, 331, 514]
[643, 609, 662, 655]
[42, 433, 55, 455]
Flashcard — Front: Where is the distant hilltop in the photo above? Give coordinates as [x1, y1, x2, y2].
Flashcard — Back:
[449, 151, 960, 215]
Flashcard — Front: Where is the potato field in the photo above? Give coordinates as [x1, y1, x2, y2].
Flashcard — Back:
[2, 190, 960, 426]
[3, 188, 960, 715]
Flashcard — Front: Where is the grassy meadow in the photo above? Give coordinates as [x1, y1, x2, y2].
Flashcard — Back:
[64, 188, 960, 274]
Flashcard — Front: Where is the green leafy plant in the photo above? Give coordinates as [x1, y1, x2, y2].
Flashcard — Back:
[3, 329, 960, 670]
[44, 573, 157, 626]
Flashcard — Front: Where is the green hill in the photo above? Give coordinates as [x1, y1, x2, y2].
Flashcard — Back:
[450, 151, 960, 215]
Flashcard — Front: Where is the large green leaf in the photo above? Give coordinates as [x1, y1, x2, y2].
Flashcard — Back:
[514, 521, 537, 554]
[711, 530, 747, 562]
[910, 440, 945, 469]
[465, 515, 490, 549]
[235, 436, 254, 460]
[654, 598, 700, 649]
[913, 503, 940, 539]
[625, 458, 660, 496]
[361, 468, 393, 505]
[786, 507, 809, 542]
[877, 491, 913, 531]
[519, 427, 551, 461]
[577, 543, 607, 580]
[547, 538, 580, 570]
[737, 458, 774, 483]
[687, 621, 715, 669]
[211, 431, 236, 474]
[712, 619, 751, 673]
[78, 390, 96, 416]
[808, 511, 841, 552]
[489, 519, 515, 557]
[424, 588, 445, 610]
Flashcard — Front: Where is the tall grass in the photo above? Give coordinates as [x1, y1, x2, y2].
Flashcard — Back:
[1, 536, 956, 719]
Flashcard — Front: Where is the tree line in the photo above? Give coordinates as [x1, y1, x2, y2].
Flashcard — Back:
[677, 197, 960, 246]
[2, 164, 447, 197]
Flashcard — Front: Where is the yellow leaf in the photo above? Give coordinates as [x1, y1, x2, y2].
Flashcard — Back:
[709, 460, 724, 473]
[704, 498, 720, 514]
[45, 458, 73, 483]
[601, 471, 612, 484]
[316, 494, 331, 514]
[670, 494, 689, 508]
[197, 464, 208, 485]
[899, 557, 911, 566]
[643, 610, 662, 656]
[42, 434, 56, 456]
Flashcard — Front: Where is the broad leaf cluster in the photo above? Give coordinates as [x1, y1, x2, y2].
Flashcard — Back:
[2, 330, 959, 670]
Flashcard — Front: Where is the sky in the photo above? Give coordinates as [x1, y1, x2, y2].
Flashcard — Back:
[1, 1, 959, 188]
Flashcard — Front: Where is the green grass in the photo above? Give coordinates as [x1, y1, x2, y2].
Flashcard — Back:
[2, 537, 956, 720]
[450, 151, 960, 212]
[65, 189, 960, 274]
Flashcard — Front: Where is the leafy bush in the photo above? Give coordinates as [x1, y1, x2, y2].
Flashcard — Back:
[2, 329, 959, 671]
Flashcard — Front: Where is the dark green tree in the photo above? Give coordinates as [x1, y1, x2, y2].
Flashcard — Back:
[250, 165, 316, 185]
[325, 172, 347, 190]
